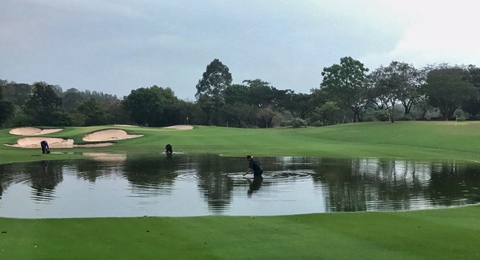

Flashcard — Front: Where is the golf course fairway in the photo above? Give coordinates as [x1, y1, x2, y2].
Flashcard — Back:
[0, 121, 479, 259]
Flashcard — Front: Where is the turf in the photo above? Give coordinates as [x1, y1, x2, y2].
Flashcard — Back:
[0, 206, 479, 259]
[1, 121, 480, 258]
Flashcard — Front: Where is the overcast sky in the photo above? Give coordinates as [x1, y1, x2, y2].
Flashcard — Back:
[2, 0, 479, 100]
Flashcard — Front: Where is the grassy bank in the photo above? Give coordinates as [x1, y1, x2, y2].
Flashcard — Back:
[3, 121, 480, 164]
[1, 121, 480, 258]
[1, 206, 479, 259]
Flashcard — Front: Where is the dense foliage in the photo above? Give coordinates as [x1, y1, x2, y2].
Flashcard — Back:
[2, 58, 479, 128]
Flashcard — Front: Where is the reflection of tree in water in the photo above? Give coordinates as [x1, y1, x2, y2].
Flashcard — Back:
[312, 158, 367, 212]
[74, 159, 124, 183]
[0, 162, 64, 202]
[122, 156, 179, 192]
[29, 161, 63, 202]
[0, 164, 9, 199]
[426, 162, 480, 205]
[311, 158, 471, 212]
[195, 155, 241, 211]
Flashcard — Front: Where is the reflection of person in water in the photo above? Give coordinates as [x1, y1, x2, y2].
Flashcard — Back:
[247, 177, 263, 196]
[41, 160, 49, 173]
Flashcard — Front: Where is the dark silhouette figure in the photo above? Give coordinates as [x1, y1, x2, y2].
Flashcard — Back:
[243, 155, 263, 177]
[247, 176, 263, 196]
[40, 140, 50, 154]
[165, 144, 173, 159]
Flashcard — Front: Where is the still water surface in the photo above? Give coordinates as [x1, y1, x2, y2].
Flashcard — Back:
[0, 154, 479, 218]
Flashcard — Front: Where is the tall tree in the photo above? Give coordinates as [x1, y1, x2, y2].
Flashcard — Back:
[320, 57, 369, 122]
[1, 81, 32, 106]
[462, 65, 480, 117]
[369, 61, 421, 122]
[62, 88, 87, 112]
[0, 87, 15, 127]
[224, 84, 250, 105]
[22, 82, 71, 126]
[195, 59, 232, 125]
[424, 66, 477, 120]
[243, 79, 288, 109]
[281, 92, 313, 119]
[124, 85, 178, 126]
[76, 98, 107, 126]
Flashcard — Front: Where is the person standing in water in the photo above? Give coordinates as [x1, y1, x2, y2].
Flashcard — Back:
[243, 155, 263, 177]
[165, 144, 173, 159]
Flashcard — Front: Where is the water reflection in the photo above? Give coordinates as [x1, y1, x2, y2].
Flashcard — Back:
[247, 177, 263, 196]
[0, 155, 479, 218]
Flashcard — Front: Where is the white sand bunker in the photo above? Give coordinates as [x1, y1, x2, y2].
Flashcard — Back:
[83, 152, 127, 161]
[7, 137, 74, 148]
[163, 125, 193, 130]
[83, 129, 143, 142]
[5, 137, 114, 148]
[9, 127, 63, 136]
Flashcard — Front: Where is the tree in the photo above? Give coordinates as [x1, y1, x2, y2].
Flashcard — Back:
[320, 57, 369, 122]
[22, 82, 71, 126]
[1, 81, 32, 106]
[256, 105, 277, 128]
[62, 88, 87, 112]
[224, 84, 250, 105]
[311, 101, 343, 125]
[76, 98, 107, 126]
[281, 92, 314, 119]
[124, 85, 178, 126]
[223, 103, 256, 127]
[462, 65, 480, 117]
[369, 61, 421, 122]
[424, 66, 477, 120]
[195, 59, 232, 125]
[0, 87, 15, 127]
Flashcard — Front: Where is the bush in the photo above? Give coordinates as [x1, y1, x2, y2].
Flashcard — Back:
[454, 109, 469, 122]
[290, 118, 308, 128]
[310, 120, 324, 127]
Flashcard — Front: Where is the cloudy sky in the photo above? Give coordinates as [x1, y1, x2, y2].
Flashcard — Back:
[2, 0, 479, 100]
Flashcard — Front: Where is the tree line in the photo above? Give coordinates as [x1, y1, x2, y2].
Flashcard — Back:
[1, 57, 480, 128]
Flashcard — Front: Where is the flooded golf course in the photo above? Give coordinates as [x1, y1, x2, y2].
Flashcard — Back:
[0, 154, 479, 218]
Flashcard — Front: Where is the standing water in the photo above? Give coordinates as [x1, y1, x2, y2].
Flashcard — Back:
[0, 154, 479, 218]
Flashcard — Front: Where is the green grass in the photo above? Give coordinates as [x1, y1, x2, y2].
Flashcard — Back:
[1, 121, 480, 259]
[0, 206, 479, 259]
[3, 121, 480, 164]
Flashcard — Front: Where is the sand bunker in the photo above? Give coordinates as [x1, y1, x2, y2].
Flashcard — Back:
[114, 124, 138, 127]
[7, 137, 74, 148]
[163, 125, 193, 130]
[83, 129, 143, 142]
[5, 137, 114, 148]
[9, 127, 63, 136]
[83, 152, 127, 162]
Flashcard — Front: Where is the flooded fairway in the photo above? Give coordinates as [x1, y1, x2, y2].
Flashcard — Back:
[0, 154, 479, 218]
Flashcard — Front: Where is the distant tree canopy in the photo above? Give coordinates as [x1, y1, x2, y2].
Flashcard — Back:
[424, 66, 477, 120]
[2, 57, 480, 129]
[22, 82, 72, 126]
[0, 86, 15, 126]
[124, 85, 179, 126]
[369, 61, 422, 122]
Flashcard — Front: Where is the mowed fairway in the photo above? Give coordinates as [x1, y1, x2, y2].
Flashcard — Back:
[1, 121, 480, 259]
